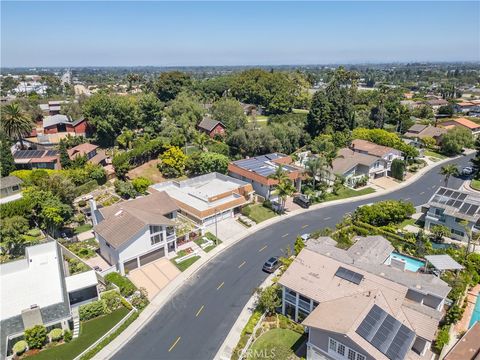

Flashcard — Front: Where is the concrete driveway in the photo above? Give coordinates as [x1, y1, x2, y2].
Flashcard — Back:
[370, 176, 401, 190]
[128, 258, 180, 300]
[205, 217, 247, 241]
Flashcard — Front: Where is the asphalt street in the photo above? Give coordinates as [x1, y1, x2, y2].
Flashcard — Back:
[113, 154, 474, 360]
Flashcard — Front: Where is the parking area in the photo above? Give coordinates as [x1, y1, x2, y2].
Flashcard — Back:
[128, 258, 181, 300]
[205, 217, 247, 241]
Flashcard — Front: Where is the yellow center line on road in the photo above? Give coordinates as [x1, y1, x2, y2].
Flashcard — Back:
[217, 281, 224, 290]
[258, 245, 268, 252]
[301, 224, 309, 229]
[282, 233, 289, 238]
[238, 261, 246, 269]
[196, 305, 205, 317]
[168, 337, 181, 352]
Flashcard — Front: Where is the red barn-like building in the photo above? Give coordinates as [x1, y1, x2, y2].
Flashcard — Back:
[197, 117, 226, 138]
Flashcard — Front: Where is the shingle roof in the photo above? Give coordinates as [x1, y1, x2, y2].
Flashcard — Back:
[43, 114, 72, 128]
[351, 139, 401, 157]
[198, 117, 223, 132]
[94, 191, 179, 248]
[67, 143, 98, 159]
[444, 321, 480, 360]
[406, 124, 427, 133]
[0, 176, 23, 190]
[331, 148, 379, 175]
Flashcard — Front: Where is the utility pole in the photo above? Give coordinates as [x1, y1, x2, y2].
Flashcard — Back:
[214, 208, 218, 245]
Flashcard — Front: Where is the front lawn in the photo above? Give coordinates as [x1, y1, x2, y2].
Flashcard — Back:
[424, 150, 447, 160]
[471, 179, 480, 191]
[171, 255, 201, 272]
[324, 187, 375, 201]
[194, 232, 222, 253]
[248, 329, 305, 360]
[74, 223, 93, 235]
[30, 307, 129, 360]
[243, 204, 277, 223]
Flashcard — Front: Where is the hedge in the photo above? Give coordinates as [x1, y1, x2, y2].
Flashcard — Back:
[79, 300, 105, 321]
[12, 340, 27, 355]
[104, 273, 136, 297]
[25, 325, 47, 349]
[49, 328, 63, 342]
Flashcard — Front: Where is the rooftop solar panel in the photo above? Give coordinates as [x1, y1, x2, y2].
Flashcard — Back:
[444, 189, 453, 197]
[335, 266, 364, 285]
[458, 193, 467, 201]
[446, 199, 456, 206]
[437, 188, 447, 195]
[466, 205, 479, 216]
[453, 200, 463, 208]
[460, 203, 472, 213]
[356, 305, 415, 360]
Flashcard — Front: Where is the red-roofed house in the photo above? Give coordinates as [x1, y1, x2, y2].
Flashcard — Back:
[440, 117, 480, 137]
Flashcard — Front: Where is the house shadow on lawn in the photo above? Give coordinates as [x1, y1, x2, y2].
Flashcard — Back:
[292, 333, 308, 358]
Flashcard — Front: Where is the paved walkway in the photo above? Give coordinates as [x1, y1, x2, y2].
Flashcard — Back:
[95, 152, 471, 360]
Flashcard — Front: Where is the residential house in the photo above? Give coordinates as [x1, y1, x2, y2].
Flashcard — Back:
[404, 124, 447, 145]
[350, 139, 403, 174]
[444, 321, 480, 360]
[453, 101, 478, 114]
[91, 191, 179, 275]
[0, 241, 99, 358]
[0, 176, 23, 198]
[278, 236, 451, 360]
[440, 117, 480, 137]
[423, 187, 480, 242]
[13, 149, 61, 170]
[228, 153, 303, 200]
[426, 99, 449, 112]
[150, 172, 253, 226]
[330, 148, 387, 186]
[67, 143, 108, 166]
[197, 117, 226, 138]
[39, 100, 70, 116]
[240, 103, 263, 116]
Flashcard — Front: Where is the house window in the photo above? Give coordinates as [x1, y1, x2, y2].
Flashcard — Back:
[150, 225, 162, 234]
[348, 349, 356, 360]
[150, 233, 163, 245]
[338, 343, 345, 356]
[12, 185, 19, 191]
[357, 354, 366, 360]
[328, 338, 366, 360]
[329, 338, 337, 351]
[434, 208, 443, 216]
[451, 229, 464, 237]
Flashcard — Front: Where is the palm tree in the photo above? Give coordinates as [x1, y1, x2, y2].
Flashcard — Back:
[268, 165, 295, 213]
[306, 157, 324, 190]
[1, 103, 34, 148]
[193, 131, 210, 152]
[440, 164, 459, 187]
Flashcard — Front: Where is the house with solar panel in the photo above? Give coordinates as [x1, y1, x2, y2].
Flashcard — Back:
[278, 236, 451, 360]
[12, 149, 61, 170]
[227, 153, 303, 200]
[423, 187, 480, 241]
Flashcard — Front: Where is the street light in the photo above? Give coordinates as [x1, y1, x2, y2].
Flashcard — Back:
[214, 208, 218, 245]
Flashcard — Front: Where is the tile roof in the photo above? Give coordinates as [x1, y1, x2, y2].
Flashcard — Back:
[351, 139, 401, 157]
[447, 117, 480, 130]
[94, 191, 178, 248]
[0, 176, 23, 190]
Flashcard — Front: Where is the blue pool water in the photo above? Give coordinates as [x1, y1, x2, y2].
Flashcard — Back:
[469, 293, 480, 329]
[384, 252, 426, 272]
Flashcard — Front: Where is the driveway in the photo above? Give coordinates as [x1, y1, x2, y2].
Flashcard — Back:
[128, 258, 180, 300]
[205, 217, 247, 241]
[370, 176, 401, 190]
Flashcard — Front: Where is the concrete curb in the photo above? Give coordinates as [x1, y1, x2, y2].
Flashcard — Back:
[96, 152, 469, 360]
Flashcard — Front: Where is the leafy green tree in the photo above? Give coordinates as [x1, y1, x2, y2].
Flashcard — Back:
[441, 127, 474, 155]
[391, 159, 406, 180]
[430, 225, 450, 243]
[24, 325, 47, 349]
[294, 236, 305, 255]
[192, 131, 210, 152]
[0, 215, 29, 256]
[305, 157, 325, 190]
[268, 166, 296, 213]
[256, 285, 281, 316]
[154, 71, 192, 102]
[114, 180, 137, 199]
[437, 104, 454, 116]
[472, 136, 480, 178]
[306, 90, 332, 137]
[354, 200, 415, 226]
[186, 152, 229, 175]
[0, 132, 15, 176]
[159, 146, 187, 178]
[0, 103, 34, 147]
[116, 129, 135, 150]
[439, 164, 458, 187]
[138, 93, 164, 132]
[163, 92, 204, 141]
[211, 98, 247, 131]
[131, 177, 152, 194]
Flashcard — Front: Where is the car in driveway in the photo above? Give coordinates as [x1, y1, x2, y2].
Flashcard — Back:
[262, 256, 280, 273]
[293, 194, 310, 209]
[462, 166, 474, 176]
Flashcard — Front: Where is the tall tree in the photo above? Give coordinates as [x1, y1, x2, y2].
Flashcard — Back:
[0, 103, 34, 147]
[211, 98, 247, 132]
[0, 132, 15, 176]
[154, 71, 192, 102]
[439, 164, 458, 187]
[470, 136, 480, 178]
[306, 91, 332, 137]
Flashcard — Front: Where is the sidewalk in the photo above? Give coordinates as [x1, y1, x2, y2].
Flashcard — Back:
[95, 152, 468, 360]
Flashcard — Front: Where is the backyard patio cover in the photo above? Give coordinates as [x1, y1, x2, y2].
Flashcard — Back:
[425, 255, 464, 271]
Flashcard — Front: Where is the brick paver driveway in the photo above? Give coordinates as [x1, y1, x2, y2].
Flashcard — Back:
[128, 258, 180, 300]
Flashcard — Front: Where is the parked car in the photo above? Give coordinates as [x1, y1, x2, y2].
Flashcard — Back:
[462, 166, 473, 176]
[293, 194, 310, 209]
[262, 256, 280, 273]
[300, 233, 310, 242]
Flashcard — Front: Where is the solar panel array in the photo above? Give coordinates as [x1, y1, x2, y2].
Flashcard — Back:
[334, 266, 364, 285]
[13, 150, 58, 159]
[234, 154, 289, 177]
[432, 187, 479, 217]
[356, 305, 415, 360]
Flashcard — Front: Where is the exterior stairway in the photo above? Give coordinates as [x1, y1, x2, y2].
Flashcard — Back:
[72, 307, 80, 338]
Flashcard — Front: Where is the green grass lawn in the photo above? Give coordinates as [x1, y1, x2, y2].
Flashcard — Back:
[248, 329, 305, 360]
[194, 232, 223, 253]
[292, 108, 309, 114]
[471, 179, 480, 191]
[31, 307, 129, 360]
[171, 255, 201, 272]
[74, 223, 93, 234]
[424, 150, 447, 160]
[244, 204, 277, 223]
[324, 187, 375, 202]
[396, 218, 417, 229]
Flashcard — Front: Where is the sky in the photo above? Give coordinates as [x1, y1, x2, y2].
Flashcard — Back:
[1, 1, 479, 67]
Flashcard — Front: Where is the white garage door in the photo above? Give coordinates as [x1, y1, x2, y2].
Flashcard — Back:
[203, 210, 233, 226]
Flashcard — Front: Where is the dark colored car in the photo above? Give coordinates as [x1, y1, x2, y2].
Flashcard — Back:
[262, 256, 280, 273]
[293, 194, 310, 209]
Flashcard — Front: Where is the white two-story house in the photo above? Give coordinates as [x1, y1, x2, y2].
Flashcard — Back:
[91, 191, 179, 274]
[350, 139, 403, 176]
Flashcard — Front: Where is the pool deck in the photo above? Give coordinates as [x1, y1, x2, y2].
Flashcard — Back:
[454, 283, 480, 334]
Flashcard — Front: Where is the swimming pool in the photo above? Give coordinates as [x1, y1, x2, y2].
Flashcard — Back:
[469, 292, 480, 329]
[384, 252, 426, 272]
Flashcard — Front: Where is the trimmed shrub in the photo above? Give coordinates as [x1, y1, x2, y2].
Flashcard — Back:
[101, 291, 123, 313]
[24, 325, 47, 349]
[12, 340, 27, 356]
[391, 159, 405, 181]
[63, 330, 72, 343]
[104, 272, 136, 297]
[49, 328, 63, 342]
[79, 300, 105, 321]
[241, 206, 251, 216]
[434, 326, 450, 353]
